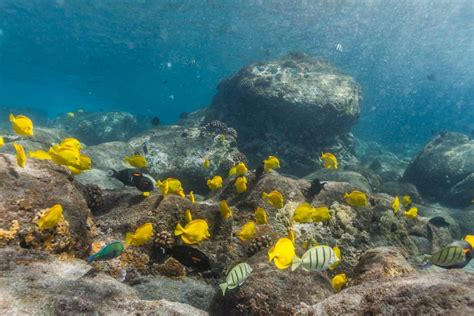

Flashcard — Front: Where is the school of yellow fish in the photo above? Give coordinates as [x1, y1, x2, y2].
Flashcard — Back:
[1, 114, 438, 295]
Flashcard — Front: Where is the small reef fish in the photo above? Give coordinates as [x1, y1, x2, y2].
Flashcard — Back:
[344, 191, 368, 207]
[0, 136, 4, 148]
[110, 169, 155, 192]
[262, 191, 284, 209]
[66, 112, 75, 118]
[331, 273, 348, 291]
[263, 155, 280, 173]
[255, 207, 268, 225]
[228, 166, 237, 177]
[425, 244, 470, 269]
[29, 150, 52, 160]
[125, 223, 154, 247]
[465, 235, 474, 248]
[392, 196, 400, 214]
[13, 142, 27, 168]
[87, 241, 125, 263]
[404, 206, 418, 219]
[268, 237, 296, 270]
[151, 116, 160, 126]
[219, 262, 253, 296]
[207, 175, 223, 191]
[175, 219, 210, 244]
[321, 152, 337, 169]
[160, 245, 211, 272]
[157, 178, 185, 197]
[79, 154, 92, 170]
[219, 200, 233, 219]
[291, 245, 338, 272]
[203, 157, 210, 169]
[37, 204, 63, 230]
[124, 154, 147, 169]
[329, 246, 342, 270]
[49, 144, 80, 167]
[307, 178, 327, 197]
[428, 216, 450, 228]
[287, 228, 296, 244]
[9, 113, 34, 136]
[292, 203, 331, 223]
[238, 221, 256, 241]
[60, 138, 82, 150]
[235, 162, 248, 176]
[235, 176, 248, 193]
[402, 195, 412, 207]
[189, 191, 195, 204]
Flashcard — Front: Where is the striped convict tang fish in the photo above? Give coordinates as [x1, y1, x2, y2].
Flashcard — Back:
[428, 245, 466, 268]
[219, 262, 252, 295]
[291, 245, 338, 272]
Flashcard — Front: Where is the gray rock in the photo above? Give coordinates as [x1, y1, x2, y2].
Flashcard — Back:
[82, 141, 132, 171]
[379, 181, 422, 203]
[0, 247, 207, 315]
[53, 111, 143, 145]
[204, 53, 360, 176]
[74, 168, 124, 190]
[133, 275, 218, 311]
[403, 132, 474, 207]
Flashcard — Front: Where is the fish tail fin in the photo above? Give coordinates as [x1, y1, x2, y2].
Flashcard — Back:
[9, 113, 14, 122]
[87, 254, 96, 263]
[262, 192, 269, 198]
[219, 282, 228, 296]
[174, 223, 185, 236]
[125, 233, 134, 246]
[291, 256, 302, 272]
[422, 254, 432, 262]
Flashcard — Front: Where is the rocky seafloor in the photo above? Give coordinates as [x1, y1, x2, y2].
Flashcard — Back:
[1, 54, 473, 315]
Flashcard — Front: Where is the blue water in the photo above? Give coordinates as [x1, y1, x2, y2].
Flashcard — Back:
[0, 0, 473, 146]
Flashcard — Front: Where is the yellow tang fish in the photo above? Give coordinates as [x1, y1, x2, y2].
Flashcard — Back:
[125, 223, 154, 247]
[207, 175, 223, 191]
[268, 237, 296, 270]
[189, 191, 195, 204]
[174, 219, 210, 244]
[60, 138, 82, 150]
[67, 165, 82, 175]
[0, 136, 4, 148]
[465, 235, 474, 248]
[157, 178, 185, 197]
[185, 209, 193, 223]
[235, 176, 248, 193]
[404, 206, 418, 219]
[344, 191, 368, 207]
[238, 221, 256, 241]
[203, 157, 210, 169]
[331, 273, 348, 292]
[392, 196, 400, 214]
[313, 206, 331, 222]
[402, 195, 412, 207]
[329, 246, 342, 270]
[78, 154, 92, 170]
[228, 166, 237, 177]
[262, 191, 284, 209]
[321, 152, 338, 169]
[66, 112, 75, 118]
[124, 154, 147, 168]
[29, 150, 52, 160]
[37, 204, 63, 230]
[219, 200, 233, 219]
[13, 143, 27, 168]
[142, 192, 150, 197]
[264, 155, 280, 173]
[293, 203, 316, 223]
[235, 162, 248, 176]
[255, 207, 268, 225]
[49, 144, 80, 167]
[9, 113, 34, 137]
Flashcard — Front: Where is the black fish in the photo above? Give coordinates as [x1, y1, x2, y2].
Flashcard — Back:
[255, 162, 264, 180]
[428, 216, 450, 228]
[150, 245, 211, 272]
[151, 117, 161, 126]
[109, 169, 155, 192]
[170, 245, 211, 272]
[307, 178, 327, 197]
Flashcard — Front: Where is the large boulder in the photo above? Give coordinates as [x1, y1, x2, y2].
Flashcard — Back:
[53, 111, 143, 145]
[204, 53, 361, 176]
[403, 132, 474, 207]
[0, 154, 92, 257]
[0, 247, 207, 315]
[83, 125, 244, 193]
